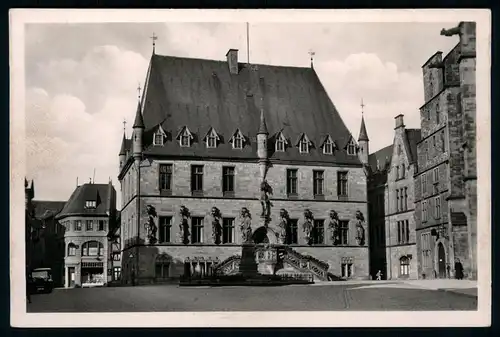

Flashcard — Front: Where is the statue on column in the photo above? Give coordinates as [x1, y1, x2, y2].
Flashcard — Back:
[355, 210, 366, 246]
[178, 205, 191, 244]
[239, 207, 253, 243]
[210, 207, 222, 245]
[277, 209, 289, 244]
[144, 205, 158, 244]
[302, 209, 314, 245]
[328, 210, 340, 245]
[260, 180, 273, 221]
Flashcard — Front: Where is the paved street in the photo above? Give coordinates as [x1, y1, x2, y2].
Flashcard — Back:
[27, 282, 477, 312]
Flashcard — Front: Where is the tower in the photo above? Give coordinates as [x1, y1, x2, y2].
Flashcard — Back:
[257, 108, 269, 181]
[119, 132, 127, 170]
[132, 100, 145, 164]
[358, 108, 369, 165]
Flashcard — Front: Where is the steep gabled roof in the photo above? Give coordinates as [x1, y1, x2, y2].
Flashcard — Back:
[139, 54, 361, 165]
[404, 128, 421, 163]
[32, 201, 66, 220]
[56, 183, 116, 220]
[119, 133, 128, 155]
[368, 145, 394, 173]
[358, 116, 369, 141]
[132, 101, 145, 129]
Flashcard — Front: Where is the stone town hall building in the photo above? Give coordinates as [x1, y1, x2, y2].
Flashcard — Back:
[118, 49, 371, 284]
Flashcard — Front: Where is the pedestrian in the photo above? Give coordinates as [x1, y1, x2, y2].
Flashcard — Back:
[454, 259, 464, 280]
[376, 270, 382, 281]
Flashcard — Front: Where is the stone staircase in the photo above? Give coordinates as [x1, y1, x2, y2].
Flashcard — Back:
[213, 246, 330, 281]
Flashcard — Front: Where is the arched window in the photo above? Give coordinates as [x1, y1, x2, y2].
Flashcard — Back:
[67, 243, 77, 256]
[82, 241, 104, 257]
[400, 256, 410, 278]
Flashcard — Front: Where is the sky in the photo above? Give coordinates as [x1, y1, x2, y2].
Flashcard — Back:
[24, 22, 460, 205]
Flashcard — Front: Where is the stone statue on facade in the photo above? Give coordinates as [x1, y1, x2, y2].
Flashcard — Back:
[302, 209, 314, 245]
[277, 208, 289, 244]
[144, 205, 158, 244]
[239, 207, 253, 244]
[355, 210, 366, 246]
[328, 210, 340, 245]
[260, 180, 273, 221]
[210, 206, 222, 245]
[179, 205, 191, 244]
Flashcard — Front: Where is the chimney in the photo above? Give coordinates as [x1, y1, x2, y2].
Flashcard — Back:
[226, 49, 239, 75]
[395, 114, 405, 129]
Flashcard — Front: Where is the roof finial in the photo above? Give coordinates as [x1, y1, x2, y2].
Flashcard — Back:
[308, 50, 316, 68]
[123, 119, 127, 136]
[361, 98, 365, 115]
[137, 83, 142, 101]
[150, 32, 158, 54]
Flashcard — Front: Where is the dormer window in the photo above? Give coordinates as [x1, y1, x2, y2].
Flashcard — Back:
[296, 133, 311, 154]
[85, 200, 96, 209]
[176, 126, 194, 148]
[154, 133, 163, 146]
[275, 132, 288, 152]
[230, 129, 245, 150]
[321, 135, 335, 155]
[347, 139, 357, 156]
[203, 128, 220, 149]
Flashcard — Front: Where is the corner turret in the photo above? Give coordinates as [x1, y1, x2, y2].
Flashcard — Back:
[358, 111, 369, 165]
[132, 101, 144, 163]
[257, 108, 269, 181]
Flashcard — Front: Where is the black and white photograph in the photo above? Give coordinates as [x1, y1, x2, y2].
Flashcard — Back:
[10, 9, 491, 327]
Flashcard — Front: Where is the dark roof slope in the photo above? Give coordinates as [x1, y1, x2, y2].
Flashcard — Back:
[368, 145, 393, 173]
[32, 201, 66, 220]
[405, 128, 421, 163]
[136, 54, 361, 166]
[358, 116, 369, 141]
[56, 183, 116, 219]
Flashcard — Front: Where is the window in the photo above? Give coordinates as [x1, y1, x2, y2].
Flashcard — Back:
[401, 163, 405, 178]
[422, 201, 428, 222]
[341, 263, 353, 278]
[159, 216, 172, 243]
[404, 187, 408, 211]
[299, 138, 309, 153]
[276, 134, 286, 152]
[337, 171, 348, 197]
[435, 196, 441, 219]
[421, 233, 432, 269]
[323, 139, 333, 155]
[433, 135, 436, 149]
[86, 220, 93, 231]
[233, 133, 243, 149]
[441, 131, 446, 152]
[222, 218, 235, 244]
[286, 169, 298, 196]
[405, 220, 410, 242]
[113, 267, 121, 281]
[82, 241, 104, 256]
[159, 164, 173, 191]
[422, 174, 427, 194]
[206, 134, 217, 148]
[288, 219, 298, 244]
[313, 220, 324, 244]
[67, 243, 77, 256]
[74, 220, 82, 231]
[347, 140, 356, 156]
[191, 217, 204, 244]
[398, 144, 402, 155]
[191, 165, 204, 193]
[433, 167, 439, 183]
[436, 108, 440, 124]
[155, 256, 170, 279]
[396, 189, 400, 212]
[339, 220, 349, 245]
[397, 221, 402, 243]
[180, 131, 191, 147]
[398, 220, 410, 244]
[85, 200, 96, 209]
[113, 253, 121, 261]
[425, 141, 429, 162]
[396, 165, 399, 179]
[400, 256, 410, 277]
[222, 166, 235, 195]
[154, 132, 164, 146]
[313, 170, 324, 196]
[98, 220, 105, 231]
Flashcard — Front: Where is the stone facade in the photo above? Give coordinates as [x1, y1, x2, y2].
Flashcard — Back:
[119, 159, 370, 284]
[415, 22, 476, 280]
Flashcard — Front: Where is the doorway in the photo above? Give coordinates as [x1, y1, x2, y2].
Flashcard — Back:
[437, 242, 446, 278]
[68, 267, 75, 287]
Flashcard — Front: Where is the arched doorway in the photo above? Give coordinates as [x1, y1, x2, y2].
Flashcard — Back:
[399, 256, 410, 279]
[437, 242, 446, 278]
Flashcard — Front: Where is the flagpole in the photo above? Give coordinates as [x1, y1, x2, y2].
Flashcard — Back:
[246, 22, 250, 64]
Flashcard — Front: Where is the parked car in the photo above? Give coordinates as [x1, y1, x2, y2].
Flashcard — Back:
[30, 268, 54, 293]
